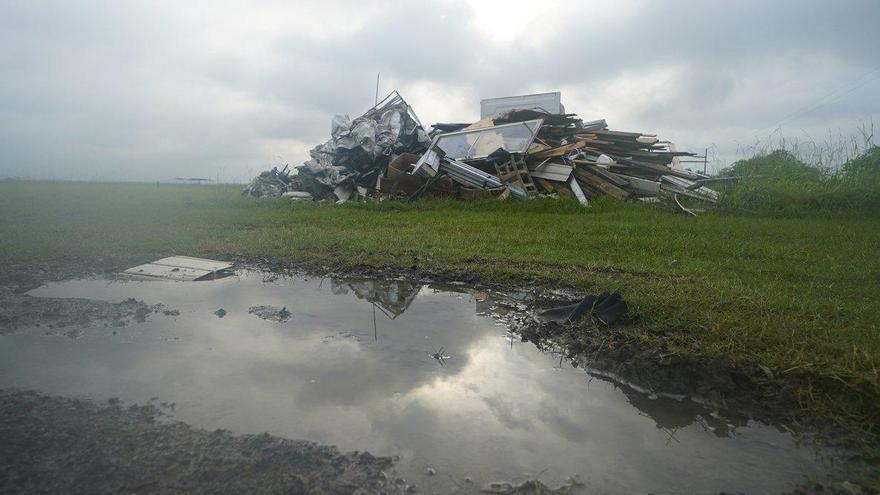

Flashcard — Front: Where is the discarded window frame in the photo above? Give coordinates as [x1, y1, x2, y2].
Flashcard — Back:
[431, 119, 543, 161]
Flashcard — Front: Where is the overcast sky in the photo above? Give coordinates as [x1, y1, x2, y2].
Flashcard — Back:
[1, 0, 878, 182]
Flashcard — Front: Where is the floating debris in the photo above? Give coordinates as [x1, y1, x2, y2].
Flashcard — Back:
[248, 305, 292, 323]
[428, 347, 451, 366]
[481, 477, 582, 494]
[118, 257, 233, 282]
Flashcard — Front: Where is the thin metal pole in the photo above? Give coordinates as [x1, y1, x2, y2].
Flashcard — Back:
[375, 72, 380, 106]
[703, 147, 708, 175]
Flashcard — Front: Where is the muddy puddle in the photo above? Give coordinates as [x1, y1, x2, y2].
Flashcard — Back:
[1, 271, 830, 493]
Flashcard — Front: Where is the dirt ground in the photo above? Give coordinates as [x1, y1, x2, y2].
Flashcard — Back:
[0, 287, 178, 337]
[0, 389, 399, 494]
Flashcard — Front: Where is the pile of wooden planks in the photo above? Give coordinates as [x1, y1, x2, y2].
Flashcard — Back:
[416, 108, 718, 206]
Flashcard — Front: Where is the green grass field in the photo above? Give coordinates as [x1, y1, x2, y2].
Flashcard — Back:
[1, 177, 878, 447]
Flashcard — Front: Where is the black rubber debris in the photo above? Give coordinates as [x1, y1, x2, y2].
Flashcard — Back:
[536, 292, 627, 325]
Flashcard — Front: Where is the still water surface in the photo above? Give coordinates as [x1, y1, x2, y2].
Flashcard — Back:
[0, 272, 827, 493]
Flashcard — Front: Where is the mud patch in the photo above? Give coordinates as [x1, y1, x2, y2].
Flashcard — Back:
[512, 316, 783, 420]
[0, 389, 396, 494]
[0, 287, 170, 336]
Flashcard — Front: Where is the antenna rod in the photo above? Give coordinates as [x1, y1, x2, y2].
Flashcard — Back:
[703, 147, 708, 175]
[375, 72, 380, 105]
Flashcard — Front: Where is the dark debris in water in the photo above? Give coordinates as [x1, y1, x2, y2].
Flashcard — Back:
[247, 305, 291, 322]
[0, 288, 177, 337]
[428, 346, 452, 366]
[535, 292, 627, 326]
[481, 477, 583, 494]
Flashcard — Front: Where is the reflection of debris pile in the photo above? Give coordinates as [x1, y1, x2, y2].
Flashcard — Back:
[244, 90, 717, 209]
[330, 279, 420, 318]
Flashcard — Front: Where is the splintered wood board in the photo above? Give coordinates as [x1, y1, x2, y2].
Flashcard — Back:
[120, 256, 233, 281]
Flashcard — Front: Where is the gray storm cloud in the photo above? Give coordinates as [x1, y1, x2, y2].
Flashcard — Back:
[1, 0, 878, 181]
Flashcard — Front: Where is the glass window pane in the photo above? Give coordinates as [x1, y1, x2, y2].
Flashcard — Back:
[434, 119, 542, 160]
[435, 133, 471, 158]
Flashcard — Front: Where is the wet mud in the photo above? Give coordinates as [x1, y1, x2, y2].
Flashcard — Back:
[0, 389, 396, 494]
[0, 287, 172, 337]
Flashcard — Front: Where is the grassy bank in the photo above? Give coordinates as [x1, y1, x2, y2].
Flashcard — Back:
[716, 147, 880, 218]
[1, 180, 879, 445]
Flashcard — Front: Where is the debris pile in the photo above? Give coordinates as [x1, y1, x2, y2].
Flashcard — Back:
[243, 91, 718, 208]
[295, 91, 431, 201]
[411, 107, 716, 206]
[241, 166, 293, 198]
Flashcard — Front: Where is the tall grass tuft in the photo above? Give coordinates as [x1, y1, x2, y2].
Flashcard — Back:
[716, 142, 880, 219]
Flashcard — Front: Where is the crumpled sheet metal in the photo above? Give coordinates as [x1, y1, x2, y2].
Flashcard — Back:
[296, 91, 431, 198]
[300, 160, 356, 188]
[241, 169, 291, 198]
